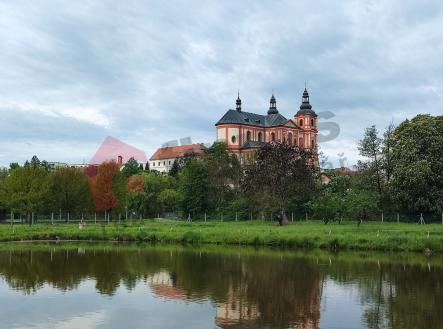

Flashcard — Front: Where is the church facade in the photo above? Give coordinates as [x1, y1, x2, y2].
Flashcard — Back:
[215, 88, 318, 161]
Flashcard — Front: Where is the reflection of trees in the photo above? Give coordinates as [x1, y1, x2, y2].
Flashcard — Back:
[0, 246, 441, 329]
[324, 259, 443, 329]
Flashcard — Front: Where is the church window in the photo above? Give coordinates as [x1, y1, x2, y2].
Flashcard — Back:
[271, 132, 275, 142]
[299, 119, 303, 126]
[231, 135, 236, 144]
[258, 132, 263, 142]
[311, 119, 314, 126]
[246, 131, 251, 141]
[288, 132, 293, 145]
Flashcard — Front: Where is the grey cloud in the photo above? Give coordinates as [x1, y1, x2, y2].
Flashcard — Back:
[1, 0, 443, 167]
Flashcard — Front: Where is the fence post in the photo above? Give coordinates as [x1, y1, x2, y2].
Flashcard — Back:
[32, 212, 34, 225]
[221, 213, 223, 222]
[59, 208, 61, 222]
[10, 211, 13, 227]
[95, 213, 97, 224]
[441, 212, 443, 225]
[126, 207, 128, 221]
[381, 212, 384, 223]
[235, 212, 238, 222]
[51, 212, 54, 225]
[107, 212, 110, 224]
[397, 213, 399, 224]
[105, 210, 107, 224]
[67, 212, 70, 224]
[204, 213, 207, 222]
[305, 212, 308, 221]
[291, 212, 294, 222]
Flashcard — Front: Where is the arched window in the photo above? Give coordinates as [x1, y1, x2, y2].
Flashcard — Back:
[311, 119, 314, 126]
[299, 138, 304, 148]
[299, 119, 303, 126]
[271, 132, 275, 142]
[231, 135, 236, 144]
[246, 131, 251, 141]
[288, 132, 293, 145]
[311, 139, 315, 148]
[258, 132, 263, 142]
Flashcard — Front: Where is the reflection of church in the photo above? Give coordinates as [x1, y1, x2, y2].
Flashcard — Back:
[215, 89, 318, 161]
[147, 271, 320, 329]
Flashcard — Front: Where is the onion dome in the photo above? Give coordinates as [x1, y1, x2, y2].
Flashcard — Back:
[296, 88, 317, 116]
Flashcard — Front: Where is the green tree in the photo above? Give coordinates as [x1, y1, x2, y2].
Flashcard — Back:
[159, 188, 179, 212]
[169, 159, 181, 177]
[121, 158, 142, 177]
[390, 114, 443, 213]
[51, 167, 92, 214]
[179, 159, 208, 216]
[242, 142, 317, 220]
[358, 126, 383, 195]
[0, 166, 51, 223]
[206, 142, 241, 213]
[9, 163, 19, 170]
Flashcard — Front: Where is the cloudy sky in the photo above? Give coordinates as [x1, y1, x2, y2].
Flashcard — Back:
[1, 0, 442, 168]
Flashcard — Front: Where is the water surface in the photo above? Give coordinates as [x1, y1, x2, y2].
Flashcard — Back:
[0, 243, 441, 329]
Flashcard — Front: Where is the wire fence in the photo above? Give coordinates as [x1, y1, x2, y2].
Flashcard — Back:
[1, 210, 442, 225]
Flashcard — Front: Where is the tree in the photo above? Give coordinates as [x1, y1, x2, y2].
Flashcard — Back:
[0, 166, 51, 222]
[179, 159, 208, 216]
[206, 142, 241, 213]
[358, 126, 383, 195]
[169, 159, 181, 177]
[9, 163, 19, 170]
[144, 161, 150, 171]
[159, 189, 179, 212]
[121, 158, 142, 177]
[390, 114, 443, 213]
[51, 167, 92, 215]
[89, 161, 127, 215]
[30, 155, 41, 168]
[382, 122, 395, 183]
[242, 142, 317, 220]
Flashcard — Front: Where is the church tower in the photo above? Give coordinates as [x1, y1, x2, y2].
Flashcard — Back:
[267, 93, 278, 114]
[295, 88, 317, 149]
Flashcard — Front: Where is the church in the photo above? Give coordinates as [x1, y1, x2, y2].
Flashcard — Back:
[215, 88, 318, 161]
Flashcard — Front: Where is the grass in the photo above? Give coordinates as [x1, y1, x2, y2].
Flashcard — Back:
[1, 219, 443, 252]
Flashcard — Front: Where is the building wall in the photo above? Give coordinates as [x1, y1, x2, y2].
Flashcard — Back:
[150, 157, 176, 173]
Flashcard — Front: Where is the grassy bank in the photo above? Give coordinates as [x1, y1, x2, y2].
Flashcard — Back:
[1, 219, 443, 252]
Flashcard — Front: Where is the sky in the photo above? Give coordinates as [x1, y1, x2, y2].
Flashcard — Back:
[1, 0, 442, 168]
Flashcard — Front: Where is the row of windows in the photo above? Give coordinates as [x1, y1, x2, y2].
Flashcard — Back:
[151, 160, 173, 167]
[231, 131, 315, 148]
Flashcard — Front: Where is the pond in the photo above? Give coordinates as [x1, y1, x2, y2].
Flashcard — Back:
[0, 243, 441, 329]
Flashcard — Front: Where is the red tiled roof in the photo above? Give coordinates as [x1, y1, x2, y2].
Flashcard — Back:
[150, 144, 207, 161]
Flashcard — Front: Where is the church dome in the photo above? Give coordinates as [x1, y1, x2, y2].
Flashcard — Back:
[296, 88, 317, 116]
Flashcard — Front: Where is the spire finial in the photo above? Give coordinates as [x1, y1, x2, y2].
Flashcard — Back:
[268, 90, 278, 115]
[236, 90, 241, 112]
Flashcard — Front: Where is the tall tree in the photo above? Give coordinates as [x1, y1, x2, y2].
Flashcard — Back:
[89, 162, 127, 214]
[0, 166, 51, 222]
[206, 142, 241, 213]
[358, 126, 383, 195]
[382, 122, 396, 183]
[390, 114, 443, 213]
[242, 142, 317, 220]
[178, 159, 208, 216]
[51, 167, 92, 214]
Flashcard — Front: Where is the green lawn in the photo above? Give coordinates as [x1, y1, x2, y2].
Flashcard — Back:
[1, 219, 443, 252]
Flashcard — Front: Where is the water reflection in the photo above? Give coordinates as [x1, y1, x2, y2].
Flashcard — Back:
[0, 244, 441, 329]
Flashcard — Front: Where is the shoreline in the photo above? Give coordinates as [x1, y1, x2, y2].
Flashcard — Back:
[1, 220, 442, 253]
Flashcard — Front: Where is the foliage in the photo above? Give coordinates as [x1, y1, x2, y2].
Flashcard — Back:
[178, 158, 208, 216]
[51, 167, 92, 214]
[242, 142, 317, 216]
[89, 161, 127, 213]
[0, 166, 51, 217]
[390, 114, 443, 213]
[121, 157, 142, 177]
